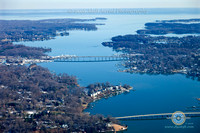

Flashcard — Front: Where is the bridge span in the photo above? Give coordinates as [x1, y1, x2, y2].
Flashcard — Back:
[115, 112, 200, 120]
[51, 54, 142, 62]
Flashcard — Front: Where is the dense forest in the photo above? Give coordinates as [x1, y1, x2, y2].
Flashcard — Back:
[0, 64, 118, 132]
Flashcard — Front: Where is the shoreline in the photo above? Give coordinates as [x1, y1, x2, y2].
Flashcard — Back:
[110, 124, 128, 132]
[82, 85, 134, 132]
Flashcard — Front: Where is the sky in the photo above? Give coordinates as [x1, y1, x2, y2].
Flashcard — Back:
[0, 0, 199, 9]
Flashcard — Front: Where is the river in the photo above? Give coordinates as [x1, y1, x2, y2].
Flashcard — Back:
[5, 9, 200, 132]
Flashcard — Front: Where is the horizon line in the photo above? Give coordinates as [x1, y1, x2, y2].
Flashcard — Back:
[0, 7, 200, 10]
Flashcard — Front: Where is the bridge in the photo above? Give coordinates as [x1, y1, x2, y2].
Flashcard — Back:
[115, 112, 200, 120]
[50, 54, 142, 62]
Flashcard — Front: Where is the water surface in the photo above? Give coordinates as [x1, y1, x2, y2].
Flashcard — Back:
[9, 10, 200, 132]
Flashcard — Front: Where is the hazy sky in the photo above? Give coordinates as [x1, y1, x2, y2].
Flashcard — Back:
[0, 0, 199, 9]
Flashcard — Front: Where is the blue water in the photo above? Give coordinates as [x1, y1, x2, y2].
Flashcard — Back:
[5, 9, 200, 132]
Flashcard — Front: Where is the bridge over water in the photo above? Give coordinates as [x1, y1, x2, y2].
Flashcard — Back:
[51, 54, 142, 62]
[115, 112, 200, 120]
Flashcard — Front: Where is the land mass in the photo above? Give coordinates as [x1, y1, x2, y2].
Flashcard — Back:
[0, 18, 104, 42]
[102, 18, 200, 80]
[0, 17, 131, 132]
[137, 18, 200, 35]
[0, 18, 105, 59]
[0, 64, 129, 132]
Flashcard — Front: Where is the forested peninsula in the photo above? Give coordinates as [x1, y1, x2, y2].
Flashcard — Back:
[102, 18, 200, 80]
[0, 64, 127, 132]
